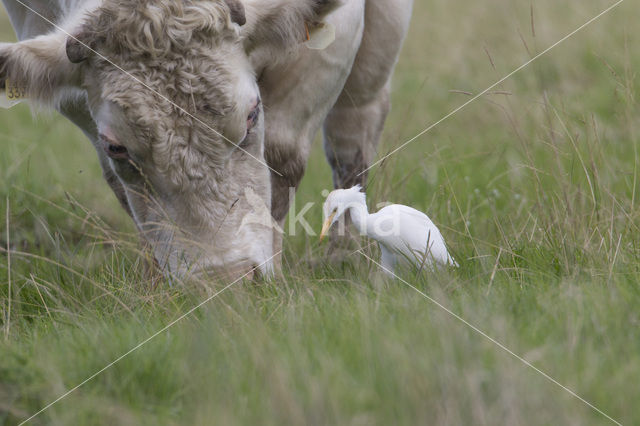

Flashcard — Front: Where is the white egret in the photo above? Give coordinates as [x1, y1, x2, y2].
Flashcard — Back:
[319, 186, 457, 274]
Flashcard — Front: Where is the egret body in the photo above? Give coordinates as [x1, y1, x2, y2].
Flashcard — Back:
[320, 186, 457, 274]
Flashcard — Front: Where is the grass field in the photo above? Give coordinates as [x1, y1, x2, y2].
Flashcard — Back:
[1, 1, 639, 424]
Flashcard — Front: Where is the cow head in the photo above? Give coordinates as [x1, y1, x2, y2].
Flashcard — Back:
[0, 0, 341, 279]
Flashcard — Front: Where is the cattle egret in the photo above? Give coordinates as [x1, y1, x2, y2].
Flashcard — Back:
[320, 186, 457, 274]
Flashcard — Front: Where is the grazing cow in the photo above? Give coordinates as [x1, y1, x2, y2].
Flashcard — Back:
[0, 0, 413, 279]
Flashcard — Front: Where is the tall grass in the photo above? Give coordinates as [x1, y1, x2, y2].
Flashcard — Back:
[1, 1, 639, 424]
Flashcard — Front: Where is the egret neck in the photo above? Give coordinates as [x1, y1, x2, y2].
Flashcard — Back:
[345, 196, 369, 236]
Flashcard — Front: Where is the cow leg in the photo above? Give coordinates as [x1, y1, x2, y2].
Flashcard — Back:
[323, 84, 390, 189]
[323, 0, 413, 189]
[322, 0, 412, 252]
[258, 0, 375, 273]
[322, 84, 391, 254]
[267, 147, 308, 275]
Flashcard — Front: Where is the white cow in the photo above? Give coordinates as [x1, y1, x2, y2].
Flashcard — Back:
[0, 0, 413, 279]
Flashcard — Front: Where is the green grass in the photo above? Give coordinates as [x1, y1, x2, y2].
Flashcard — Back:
[2, 1, 640, 424]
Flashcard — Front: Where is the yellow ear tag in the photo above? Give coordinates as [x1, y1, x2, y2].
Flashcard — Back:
[0, 79, 27, 109]
[305, 22, 336, 50]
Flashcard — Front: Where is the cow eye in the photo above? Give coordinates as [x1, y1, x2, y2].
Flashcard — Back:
[100, 134, 129, 160]
[107, 144, 128, 158]
[247, 100, 261, 129]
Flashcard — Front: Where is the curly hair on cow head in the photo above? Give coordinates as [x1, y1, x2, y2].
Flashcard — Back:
[66, 0, 253, 193]
[83, 0, 240, 59]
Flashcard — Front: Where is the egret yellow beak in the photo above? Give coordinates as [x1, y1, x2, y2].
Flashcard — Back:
[319, 211, 336, 242]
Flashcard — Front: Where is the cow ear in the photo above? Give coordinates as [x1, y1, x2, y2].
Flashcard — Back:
[242, 0, 343, 52]
[66, 32, 95, 64]
[0, 33, 81, 104]
[224, 0, 246, 26]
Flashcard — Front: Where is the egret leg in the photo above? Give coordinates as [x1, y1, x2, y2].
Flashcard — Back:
[379, 244, 396, 276]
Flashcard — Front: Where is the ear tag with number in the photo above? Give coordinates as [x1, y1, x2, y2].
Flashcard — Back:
[305, 22, 336, 50]
[0, 79, 27, 109]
